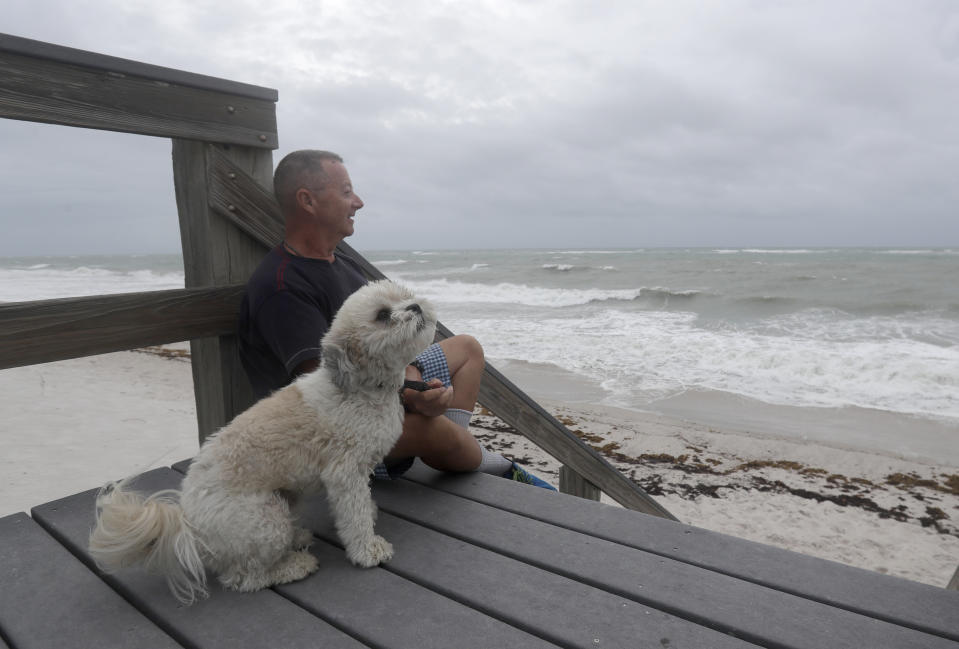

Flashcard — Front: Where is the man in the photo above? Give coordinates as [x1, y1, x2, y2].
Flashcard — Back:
[238, 149, 553, 488]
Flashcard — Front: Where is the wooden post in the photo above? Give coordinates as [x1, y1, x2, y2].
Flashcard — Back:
[172, 140, 274, 442]
[559, 465, 602, 501]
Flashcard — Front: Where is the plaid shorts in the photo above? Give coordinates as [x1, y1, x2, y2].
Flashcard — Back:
[372, 343, 450, 480]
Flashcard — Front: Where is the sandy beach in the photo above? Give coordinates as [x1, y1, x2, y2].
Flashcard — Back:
[1, 346, 956, 588]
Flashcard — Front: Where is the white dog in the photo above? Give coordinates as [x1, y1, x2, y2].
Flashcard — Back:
[88, 280, 437, 603]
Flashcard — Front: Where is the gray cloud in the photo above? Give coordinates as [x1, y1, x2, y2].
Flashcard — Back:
[1, 0, 957, 255]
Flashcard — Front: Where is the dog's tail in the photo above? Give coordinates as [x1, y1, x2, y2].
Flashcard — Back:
[88, 480, 207, 604]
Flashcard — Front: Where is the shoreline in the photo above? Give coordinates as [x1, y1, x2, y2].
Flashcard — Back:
[0, 346, 956, 588]
[471, 397, 958, 587]
[494, 357, 959, 467]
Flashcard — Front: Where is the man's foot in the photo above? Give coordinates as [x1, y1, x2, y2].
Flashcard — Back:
[503, 462, 557, 491]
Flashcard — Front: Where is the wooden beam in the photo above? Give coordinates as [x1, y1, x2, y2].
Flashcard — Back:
[173, 140, 273, 442]
[0, 38, 277, 148]
[200, 162, 675, 517]
[559, 465, 602, 501]
[207, 145, 284, 245]
[0, 286, 245, 370]
[0, 33, 277, 100]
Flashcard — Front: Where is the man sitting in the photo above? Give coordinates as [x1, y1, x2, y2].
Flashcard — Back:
[238, 149, 554, 489]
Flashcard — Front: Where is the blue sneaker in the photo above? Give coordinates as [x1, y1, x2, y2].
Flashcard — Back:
[503, 462, 557, 491]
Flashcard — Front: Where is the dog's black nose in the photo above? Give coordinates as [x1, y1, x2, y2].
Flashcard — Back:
[405, 303, 422, 315]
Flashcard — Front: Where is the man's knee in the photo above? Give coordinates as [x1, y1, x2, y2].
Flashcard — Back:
[442, 334, 484, 372]
[458, 334, 484, 364]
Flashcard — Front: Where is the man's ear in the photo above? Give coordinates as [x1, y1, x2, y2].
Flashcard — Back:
[295, 187, 314, 213]
[321, 342, 353, 392]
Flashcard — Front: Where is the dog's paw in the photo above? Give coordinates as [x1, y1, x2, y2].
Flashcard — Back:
[347, 535, 394, 568]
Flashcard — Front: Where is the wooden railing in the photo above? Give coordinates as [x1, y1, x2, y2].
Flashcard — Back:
[0, 33, 675, 520]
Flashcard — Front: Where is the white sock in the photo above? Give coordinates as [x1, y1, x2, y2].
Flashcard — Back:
[444, 408, 513, 475]
[444, 408, 472, 429]
[476, 447, 513, 476]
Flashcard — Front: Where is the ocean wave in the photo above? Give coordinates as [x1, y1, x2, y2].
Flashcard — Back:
[449, 308, 959, 422]
[637, 287, 702, 301]
[878, 249, 954, 255]
[541, 263, 617, 272]
[741, 249, 821, 254]
[756, 309, 959, 346]
[371, 259, 408, 266]
[399, 278, 646, 307]
[713, 248, 843, 255]
[547, 249, 640, 255]
[0, 266, 184, 302]
[399, 277, 706, 308]
[738, 295, 797, 305]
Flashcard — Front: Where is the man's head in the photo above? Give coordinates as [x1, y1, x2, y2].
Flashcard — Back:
[274, 149, 344, 215]
[274, 149, 364, 244]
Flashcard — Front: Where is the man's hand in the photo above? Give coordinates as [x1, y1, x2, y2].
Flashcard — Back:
[401, 378, 454, 417]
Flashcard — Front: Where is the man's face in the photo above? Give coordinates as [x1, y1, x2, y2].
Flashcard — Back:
[305, 160, 364, 238]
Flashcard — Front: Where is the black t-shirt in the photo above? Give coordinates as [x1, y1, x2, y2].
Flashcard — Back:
[238, 246, 368, 399]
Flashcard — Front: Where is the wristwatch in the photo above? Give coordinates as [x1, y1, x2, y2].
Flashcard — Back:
[399, 360, 425, 411]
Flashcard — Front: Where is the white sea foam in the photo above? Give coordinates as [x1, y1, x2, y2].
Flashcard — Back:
[548, 250, 638, 255]
[740, 249, 821, 254]
[449, 308, 959, 422]
[0, 266, 184, 302]
[371, 259, 408, 266]
[397, 278, 645, 307]
[542, 263, 575, 271]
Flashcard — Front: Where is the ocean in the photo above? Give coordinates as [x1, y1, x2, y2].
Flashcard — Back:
[3, 248, 957, 463]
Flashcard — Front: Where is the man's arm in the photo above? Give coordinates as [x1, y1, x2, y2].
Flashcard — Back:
[292, 357, 320, 379]
[255, 291, 328, 387]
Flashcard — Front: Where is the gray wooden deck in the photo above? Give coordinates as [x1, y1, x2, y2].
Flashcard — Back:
[1, 461, 956, 649]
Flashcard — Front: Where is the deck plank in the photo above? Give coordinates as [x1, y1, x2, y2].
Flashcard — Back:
[22, 459, 955, 649]
[0, 512, 180, 649]
[277, 541, 561, 649]
[29, 469, 368, 649]
[374, 473, 956, 649]
[404, 462, 959, 641]
[45, 465, 561, 649]
[294, 494, 760, 649]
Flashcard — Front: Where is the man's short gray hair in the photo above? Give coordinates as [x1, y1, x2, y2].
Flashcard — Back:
[273, 150, 344, 215]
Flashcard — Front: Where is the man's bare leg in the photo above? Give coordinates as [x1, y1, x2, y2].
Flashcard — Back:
[387, 335, 485, 472]
[387, 334, 555, 489]
[388, 412, 482, 472]
[437, 335, 483, 411]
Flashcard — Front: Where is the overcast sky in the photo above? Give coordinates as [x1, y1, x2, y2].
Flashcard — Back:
[2, 0, 958, 255]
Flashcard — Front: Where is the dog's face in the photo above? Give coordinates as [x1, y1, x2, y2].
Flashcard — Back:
[321, 280, 437, 392]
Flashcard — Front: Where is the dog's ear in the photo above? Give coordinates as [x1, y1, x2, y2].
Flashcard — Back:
[321, 342, 354, 392]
